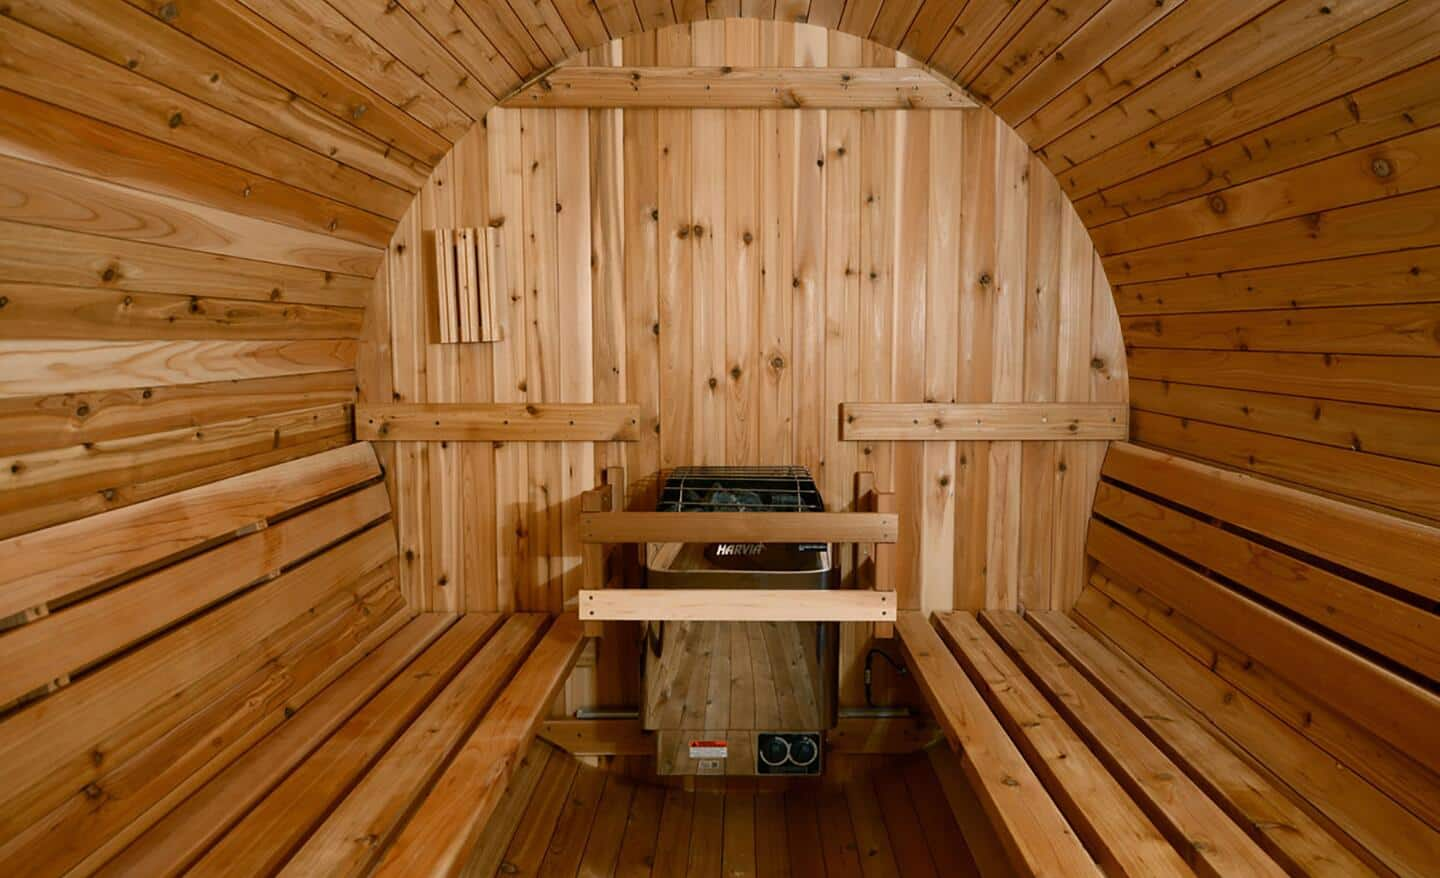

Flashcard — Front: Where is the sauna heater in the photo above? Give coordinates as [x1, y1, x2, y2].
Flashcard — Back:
[642, 467, 839, 777]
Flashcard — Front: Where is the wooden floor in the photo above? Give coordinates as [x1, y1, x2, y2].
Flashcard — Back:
[464, 745, 988, 877]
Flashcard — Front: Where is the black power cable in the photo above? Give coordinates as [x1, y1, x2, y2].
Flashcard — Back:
[863, 648, 908, 708]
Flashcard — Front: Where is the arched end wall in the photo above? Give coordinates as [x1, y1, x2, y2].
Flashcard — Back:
[367, 20, 1128, 624]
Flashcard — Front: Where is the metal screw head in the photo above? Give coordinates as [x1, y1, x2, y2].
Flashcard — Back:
[1371, 157, 1394, 178]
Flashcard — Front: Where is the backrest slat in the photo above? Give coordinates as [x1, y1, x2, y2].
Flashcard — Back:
[0, 442, 382, 618]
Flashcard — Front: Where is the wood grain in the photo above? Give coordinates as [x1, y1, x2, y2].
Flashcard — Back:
[356, 402, 642, 441]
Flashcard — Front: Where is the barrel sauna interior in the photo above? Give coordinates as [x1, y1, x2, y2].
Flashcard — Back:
[1, 3, 1437, 876]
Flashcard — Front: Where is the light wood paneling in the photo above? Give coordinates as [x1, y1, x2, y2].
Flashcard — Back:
[374, 21, 1123, 632]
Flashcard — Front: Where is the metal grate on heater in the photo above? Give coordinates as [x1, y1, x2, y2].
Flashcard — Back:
[657, 466, 825, 513]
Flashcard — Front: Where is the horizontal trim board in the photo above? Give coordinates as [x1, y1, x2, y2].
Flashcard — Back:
[579, 511, 899, 544]
[840, 402, 1127, 440]
[502, 66, 977, 108]
[579, 588, 894, 622]
[355, 403, 642, 441]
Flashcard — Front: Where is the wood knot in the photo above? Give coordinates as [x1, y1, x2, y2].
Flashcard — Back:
[1207, 194, 1226, 214]
[158, 2, 178, 20]
[770, 355, 785, 370]
[168, 111, 184, 128]
[525, 404, 539, 415]
[76, 403, 90, 417]
[1091, 357, 1105, 370]
[978, 272, 992, 287]
[707, 376, 718, 389]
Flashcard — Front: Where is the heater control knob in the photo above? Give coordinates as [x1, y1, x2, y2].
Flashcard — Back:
[789, 735, 819, 767]
[759, 734, 791, 767]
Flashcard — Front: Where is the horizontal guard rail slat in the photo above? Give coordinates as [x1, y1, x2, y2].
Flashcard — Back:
[579, 588, 894, 622]
[578, 511, 898, 544]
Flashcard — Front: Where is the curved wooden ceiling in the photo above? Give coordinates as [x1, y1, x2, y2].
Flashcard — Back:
[2, 0, 1438, 522]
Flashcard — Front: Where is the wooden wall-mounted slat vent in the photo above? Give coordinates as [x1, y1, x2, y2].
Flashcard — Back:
[840, 403, 1128, 441]
[502, 67, 978, 109]
[433, 227, 502, 344]
[356, 403, 642, 442]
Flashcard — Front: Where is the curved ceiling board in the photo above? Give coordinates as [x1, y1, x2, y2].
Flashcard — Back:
[0, 4, 1435, 547]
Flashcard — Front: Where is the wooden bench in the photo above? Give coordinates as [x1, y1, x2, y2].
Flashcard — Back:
[899, 442, 1440, 878]
[0, 442, 587, 878]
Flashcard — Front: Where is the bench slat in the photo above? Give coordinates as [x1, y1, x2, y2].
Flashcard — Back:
[894, 611, 1102, 878]
[1023, 609, 1381, 877]
[90, 614, 454, 878]
[1073, 587, 1440, 878]
[979, 611, 1290, 878]
[934, 612, 1191, 878]
[279, 614, 550, 877]
[371, 614, 587, 877]
[187, 613, 506, 877]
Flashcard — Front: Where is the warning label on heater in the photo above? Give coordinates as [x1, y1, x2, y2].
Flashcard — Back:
[688, 740, 728, 759]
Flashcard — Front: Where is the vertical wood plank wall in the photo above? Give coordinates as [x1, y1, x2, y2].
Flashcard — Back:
[369, 20, 1127, 708]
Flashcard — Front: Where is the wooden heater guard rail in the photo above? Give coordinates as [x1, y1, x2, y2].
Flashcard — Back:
[578, 469, 899, 635]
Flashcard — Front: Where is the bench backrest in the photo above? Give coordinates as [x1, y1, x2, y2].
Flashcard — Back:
[1078, 441, 1440, 870]
[0, 442, 404, 868]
